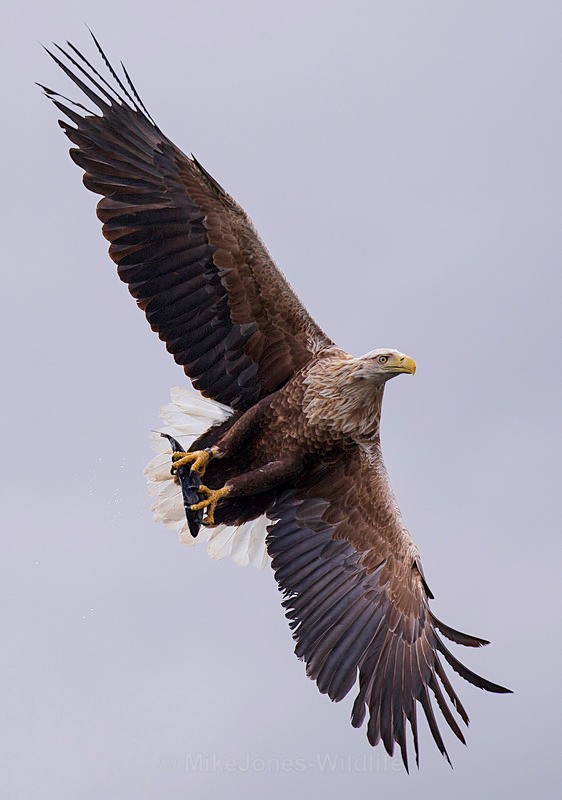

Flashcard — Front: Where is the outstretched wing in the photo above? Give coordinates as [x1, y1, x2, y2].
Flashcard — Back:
[41, 35, 333, 410]
[266, 444, 511, 770]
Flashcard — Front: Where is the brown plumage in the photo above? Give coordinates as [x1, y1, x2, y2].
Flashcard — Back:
[42, 34, 511, 771]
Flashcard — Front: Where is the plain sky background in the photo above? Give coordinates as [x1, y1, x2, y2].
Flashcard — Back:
[2, 1, 561, 798]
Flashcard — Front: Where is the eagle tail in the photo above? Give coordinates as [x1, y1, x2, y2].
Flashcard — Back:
[144, 386, 269, 569]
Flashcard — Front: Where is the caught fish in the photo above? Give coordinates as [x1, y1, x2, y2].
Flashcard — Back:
[161, 434, 204, 537]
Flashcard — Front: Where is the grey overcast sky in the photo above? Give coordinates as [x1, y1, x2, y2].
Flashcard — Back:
[2, 1, 561, 798]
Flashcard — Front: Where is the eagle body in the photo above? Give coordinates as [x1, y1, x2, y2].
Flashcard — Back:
[197, 348, 387, 527]
[43, 35, 511, 770]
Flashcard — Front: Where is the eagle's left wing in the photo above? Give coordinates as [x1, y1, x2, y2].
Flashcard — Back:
[266, 444, 511, 770]
[41, 35, 333, 411]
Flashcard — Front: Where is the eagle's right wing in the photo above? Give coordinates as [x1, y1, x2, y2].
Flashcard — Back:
[266, 444, 511, 770]
[42, 35, 333, 411]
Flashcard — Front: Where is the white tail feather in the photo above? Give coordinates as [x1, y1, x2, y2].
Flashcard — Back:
[144, 387, 270, 569]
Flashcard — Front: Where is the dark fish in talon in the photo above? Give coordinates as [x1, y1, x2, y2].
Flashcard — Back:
[161, 434, 203, 538]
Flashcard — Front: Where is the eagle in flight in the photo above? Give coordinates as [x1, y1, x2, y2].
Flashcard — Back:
[42, 33, 510, 770]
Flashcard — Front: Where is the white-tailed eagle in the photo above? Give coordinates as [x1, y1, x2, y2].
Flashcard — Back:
[41, 33, 511, 770]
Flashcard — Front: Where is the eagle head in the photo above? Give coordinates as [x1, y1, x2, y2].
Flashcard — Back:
[357, 349, 417, 385]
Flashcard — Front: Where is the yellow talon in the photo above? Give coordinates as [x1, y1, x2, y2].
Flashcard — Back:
[171, 448, 215, 476]
[190, 485, 230, 525]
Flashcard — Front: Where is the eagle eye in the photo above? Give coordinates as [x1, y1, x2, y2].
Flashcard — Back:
[377, 355, 389, 364]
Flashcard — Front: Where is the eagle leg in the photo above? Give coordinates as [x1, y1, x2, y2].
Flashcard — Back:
[171, 447, 217, 477]
[192, 454, 304, 526]
[191, 485, 230, 525]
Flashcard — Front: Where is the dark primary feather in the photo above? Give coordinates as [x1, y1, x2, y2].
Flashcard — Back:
[42, 33, 332, 411]
[266, 449, 511, 770]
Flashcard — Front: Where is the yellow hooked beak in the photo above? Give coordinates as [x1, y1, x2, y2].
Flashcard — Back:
[391, 353, 417, 375]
